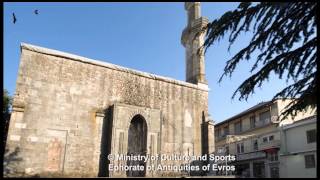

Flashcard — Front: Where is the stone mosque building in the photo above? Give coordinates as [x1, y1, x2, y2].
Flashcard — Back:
[4, 2, 215, 177]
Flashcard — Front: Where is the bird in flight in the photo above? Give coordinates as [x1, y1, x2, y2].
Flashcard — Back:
[12, 13, 17, 24]
[34, 9, 39, 15]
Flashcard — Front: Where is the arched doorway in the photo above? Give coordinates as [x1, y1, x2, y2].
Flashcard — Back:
[127, 114, 147, 177]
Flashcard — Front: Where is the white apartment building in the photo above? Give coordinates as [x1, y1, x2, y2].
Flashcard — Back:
[214, 99, 316, 178]
[279, 115, 317, 178]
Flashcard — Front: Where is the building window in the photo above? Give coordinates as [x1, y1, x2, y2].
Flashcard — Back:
[215, 128, 221, 139]
[235, 163, 250, 177]
[225, 146, 229, 155]
[268, 151, 278, 161]
[270, 166, 279, 178]
[250, 115, 256, 129]
[262, 137, 268, 143]
[259, 111, 271, 126]
[235, 121, 242, 134]
[262, 135, 274, 143]
[269, 135, 274, 141]
[306, 129, 316, 143]
[223, 126, 229, 137]
[253, 139, 258, 151]
[305, 154, 315, 168]
[253, 162, 265, 178]
[237, 143, 244, 154]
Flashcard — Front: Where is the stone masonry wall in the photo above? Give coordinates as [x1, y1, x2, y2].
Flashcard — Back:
[4, 43, 209, 177]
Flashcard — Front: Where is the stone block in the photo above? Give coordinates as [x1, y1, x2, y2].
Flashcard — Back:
[10, 135, 21, 141]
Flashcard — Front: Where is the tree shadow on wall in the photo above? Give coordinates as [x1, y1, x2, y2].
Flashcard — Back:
[3, 147, 23, 177]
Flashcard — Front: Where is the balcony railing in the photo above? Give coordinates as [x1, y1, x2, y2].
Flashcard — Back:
[259, 140, 280, 150]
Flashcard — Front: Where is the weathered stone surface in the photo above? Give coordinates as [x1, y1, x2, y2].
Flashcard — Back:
[4, 43, 210, 177]
[4, 3, 215, 177]
[181, 2, 208, 84]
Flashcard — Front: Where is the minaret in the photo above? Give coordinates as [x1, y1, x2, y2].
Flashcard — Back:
[181, 2, 208, 85]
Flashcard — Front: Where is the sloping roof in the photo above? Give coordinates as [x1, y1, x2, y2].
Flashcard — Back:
[215, 100, 274, 127]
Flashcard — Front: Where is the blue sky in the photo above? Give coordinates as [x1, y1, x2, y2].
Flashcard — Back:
[3, 2, 290, 123]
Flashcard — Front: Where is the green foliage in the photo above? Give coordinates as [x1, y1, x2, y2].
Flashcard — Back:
[3, 89, 12, 116]
[202, 2, 317, 119]
[3, 89, 12, 149]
